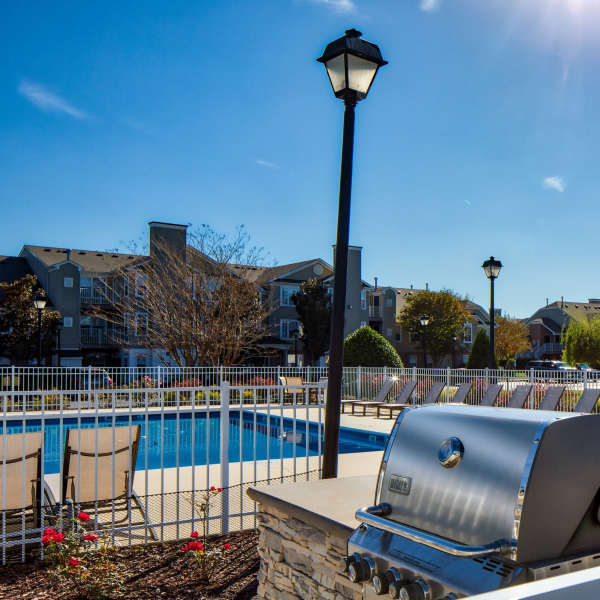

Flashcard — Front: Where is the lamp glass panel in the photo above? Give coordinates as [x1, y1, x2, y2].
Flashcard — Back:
[347, 54, 378, 94]
[325, 54, 347, 93]
[490, 264, 501, 277]
[34, 298, 47, 309]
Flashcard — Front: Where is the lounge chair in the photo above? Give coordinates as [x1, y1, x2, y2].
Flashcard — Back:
[450, 382, 473, 404]
[0, 432, 42, 551]
[341, 378, 396, 416]
[479, 384, 502, 407]
[538, 386, 565, 411]
[574, 388, 600, 413]
[376, 381, 418, 418]
[508, 385, 533, 409]
[378, 381, 446, 419]
[46, 425, 151, 538]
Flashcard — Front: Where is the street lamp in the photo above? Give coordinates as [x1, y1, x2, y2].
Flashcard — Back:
[419, 314, 430, 368]
[318, 29, 387, 479]
[482, 256, 502, 370]
[33, 292, 47, 366]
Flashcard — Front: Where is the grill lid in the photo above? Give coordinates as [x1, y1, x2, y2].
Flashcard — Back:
[377, 405, 600, 563]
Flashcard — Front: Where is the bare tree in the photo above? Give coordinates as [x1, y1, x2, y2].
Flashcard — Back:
[96, 226, 272, 367]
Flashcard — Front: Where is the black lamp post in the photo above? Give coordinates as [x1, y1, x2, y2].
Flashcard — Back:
[33, 292, 47, 366]
[318, 29, 387, 479]
[419, 314, 430, 368]
[482, 256, 502, 370]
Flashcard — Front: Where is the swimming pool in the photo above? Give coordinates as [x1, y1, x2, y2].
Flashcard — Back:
[3, 411, 389, 474]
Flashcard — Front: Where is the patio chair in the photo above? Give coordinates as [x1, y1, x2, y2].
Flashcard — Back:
[450, 382, 473, 405]
[279, 377, 311, 404]
[479, 384, 502, 407]
[376, 380, 417, 419]
[341, 378, 396, 416]
[46, 425, 152, 538]
[507, 385, 533, 409]
[0, 432, 42, 550]
[574, 388, 600, 413]
[538, 386, 565, 411]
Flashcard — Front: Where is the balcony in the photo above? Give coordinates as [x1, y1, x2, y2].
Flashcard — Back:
[80, 287, 113, 305]
[368, 306, 382, 318]
[539, 342, 563, 356]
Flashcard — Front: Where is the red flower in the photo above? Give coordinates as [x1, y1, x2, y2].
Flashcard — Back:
[43, 527, 56, 535]
[223, 543, 231, 550]
[209, 486, 216, 492]
[42, 535, 52, 546]
[52, 532, 65, 543]
[190, 531, 200, 539]
[68, 557, 80, 567]
[84, 533, 99, 542]
[184, 541, 204, 552]
[217, 488, 223, 493]
[78, 511, 90, 522]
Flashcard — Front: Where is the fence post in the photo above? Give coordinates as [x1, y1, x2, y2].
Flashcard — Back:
[485, 367, 489, 390]
[584, 369, 588, 391]
[412, 365, 416, 382]
[446, 367, 450, 402]
[88, 365, 92, 406]
[383, 365, 387, 380]
[11, 365, 15, 411]
[220, 380, 230, 535]
[357, 365, 361, 400]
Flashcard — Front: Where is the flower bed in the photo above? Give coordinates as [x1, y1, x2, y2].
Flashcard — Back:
[0, 530, 258, 600]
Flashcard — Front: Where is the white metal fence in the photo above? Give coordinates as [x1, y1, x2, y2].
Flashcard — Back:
[0, 380, 328, 563]
[2, 365, 599, 412]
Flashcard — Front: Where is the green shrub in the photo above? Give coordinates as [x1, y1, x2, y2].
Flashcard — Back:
[343, 326, 403, 368]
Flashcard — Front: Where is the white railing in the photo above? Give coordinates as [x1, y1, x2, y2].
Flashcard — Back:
[1, 365, 599, 413]
[0, 381, 327, 563]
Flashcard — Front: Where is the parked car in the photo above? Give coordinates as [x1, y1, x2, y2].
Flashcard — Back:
[525, 360, 578, 381]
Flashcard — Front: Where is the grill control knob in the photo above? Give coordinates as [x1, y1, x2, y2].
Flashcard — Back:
[398, 579, 431, 600]
[385, 568, 405, 599]
[347, 555, 376, 583]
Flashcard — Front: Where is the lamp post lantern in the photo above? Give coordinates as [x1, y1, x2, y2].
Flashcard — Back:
[33, 292, 47, 366]
[419, 314, 430, 368]
[482, 256, 502, 370]
[318, 29, 387, 479]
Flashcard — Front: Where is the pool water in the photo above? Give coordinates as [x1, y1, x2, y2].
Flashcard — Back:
[3, 411, 388, 474]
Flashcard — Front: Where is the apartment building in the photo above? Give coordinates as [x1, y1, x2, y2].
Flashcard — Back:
[524, 298, 600, 361]
[2, 222, 370, 367]
[366, 285, 490, 367]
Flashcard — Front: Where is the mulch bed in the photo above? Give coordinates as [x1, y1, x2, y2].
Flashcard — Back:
[0, 530, 259, 600]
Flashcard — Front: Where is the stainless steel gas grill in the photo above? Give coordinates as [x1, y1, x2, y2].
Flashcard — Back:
[346, 404, 600, 599]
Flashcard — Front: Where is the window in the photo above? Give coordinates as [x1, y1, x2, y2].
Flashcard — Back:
[360, 289, 366, 311]
[135, 274, 147, 298]
[395, 332, 402, 342]
[463, 323, 473, 344]
[63, 317, 73, 328]
[385, 297, 393, 308]
[280, 319, 300, 340]
[360, 320, 367, 327]
[64, 277, 73, 288]
[386, 328, 392, 338]
[134, 312, 148, 336]
[280, 286, 299, 307]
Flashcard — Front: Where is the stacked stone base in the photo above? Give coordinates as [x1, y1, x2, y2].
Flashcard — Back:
[255, 502, 361, 600]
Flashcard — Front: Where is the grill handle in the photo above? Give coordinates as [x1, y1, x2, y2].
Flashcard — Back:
[356, 505, 515, 558]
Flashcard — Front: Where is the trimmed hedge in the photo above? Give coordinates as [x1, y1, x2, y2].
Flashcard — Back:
[343, 326, 403, 368]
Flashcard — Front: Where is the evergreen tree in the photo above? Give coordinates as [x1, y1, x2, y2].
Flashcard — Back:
[343, 325, 403, 368]
[562, 316, 600, 369]
[466, 328, 497, 369]
[291, 279, 331, 366]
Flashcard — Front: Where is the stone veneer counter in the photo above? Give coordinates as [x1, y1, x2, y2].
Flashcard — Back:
[247, 475, 376, 600]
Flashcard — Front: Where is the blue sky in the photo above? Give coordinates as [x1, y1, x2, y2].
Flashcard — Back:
[2, 0, 600, 318]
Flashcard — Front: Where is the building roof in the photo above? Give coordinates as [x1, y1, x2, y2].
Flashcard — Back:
[230, 259, 330, 286]
[21, 245, 147, 273]
[0, 256, 33, 284]
[528, 317, 562, 334]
